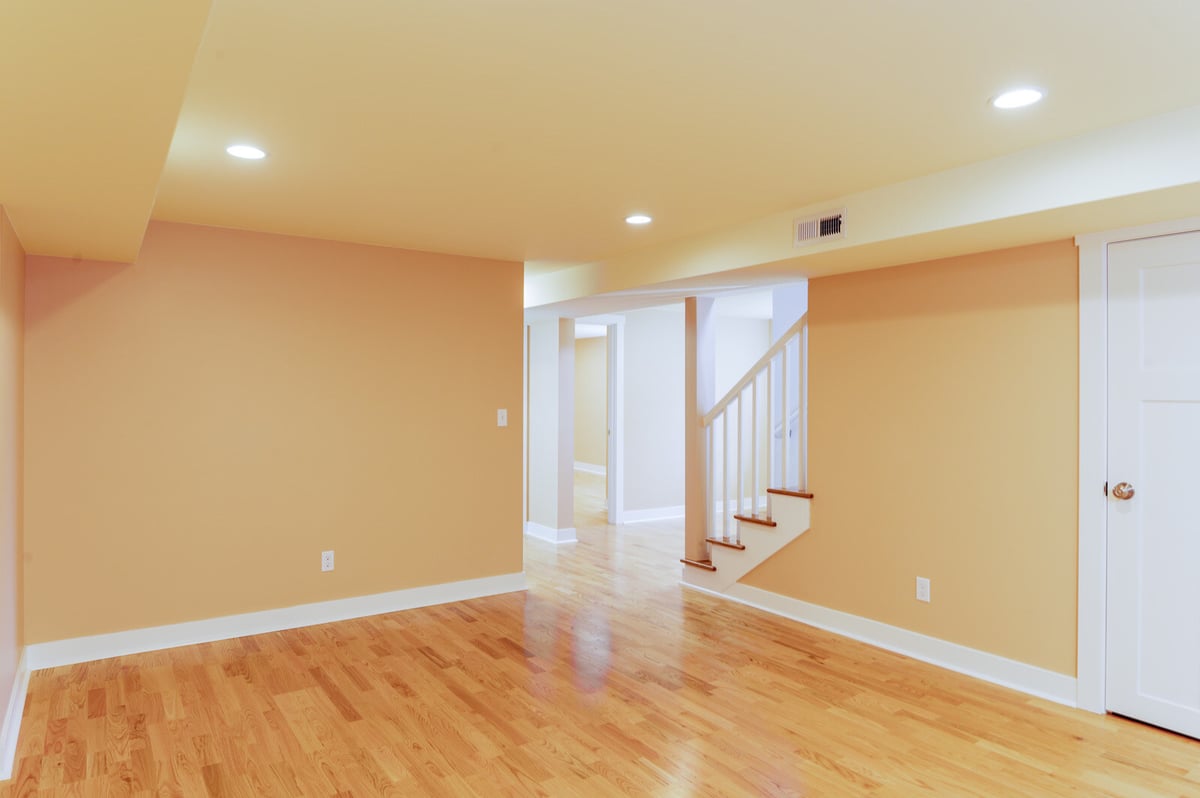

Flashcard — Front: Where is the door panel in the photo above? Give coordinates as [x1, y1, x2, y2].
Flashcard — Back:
[1107, 230, 1200, 738]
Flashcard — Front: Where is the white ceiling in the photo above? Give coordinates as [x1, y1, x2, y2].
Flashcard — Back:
[4, 1, 1200, 274]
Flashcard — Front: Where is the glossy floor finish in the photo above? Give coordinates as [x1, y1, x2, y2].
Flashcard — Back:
[4, 474, 1200, 796]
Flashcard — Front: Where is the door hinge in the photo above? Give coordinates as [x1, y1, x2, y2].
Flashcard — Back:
[1104, 481, 1108, 496]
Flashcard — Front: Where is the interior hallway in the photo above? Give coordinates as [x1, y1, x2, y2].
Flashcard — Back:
[573, 470, 609, 529]
[3, 491, 1199, 795]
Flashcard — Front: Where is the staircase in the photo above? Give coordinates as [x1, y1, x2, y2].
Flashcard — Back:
[681, 314, 813, 592]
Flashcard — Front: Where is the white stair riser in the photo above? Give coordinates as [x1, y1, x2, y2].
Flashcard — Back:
[683, 494, 811, 591]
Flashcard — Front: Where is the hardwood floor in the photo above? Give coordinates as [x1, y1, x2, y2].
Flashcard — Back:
[4, 473, 1199, 796]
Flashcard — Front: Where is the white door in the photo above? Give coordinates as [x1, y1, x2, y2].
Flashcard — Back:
[1107, 230, 1200, 737]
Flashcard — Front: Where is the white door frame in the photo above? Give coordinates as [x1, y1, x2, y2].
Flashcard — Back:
[1075, 214, 1200, 714]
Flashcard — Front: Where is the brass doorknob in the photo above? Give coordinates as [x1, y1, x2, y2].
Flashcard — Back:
[1112, 482, 1136, 501]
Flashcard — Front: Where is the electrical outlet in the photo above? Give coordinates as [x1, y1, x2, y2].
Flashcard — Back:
[916, 576, 931, 603]
[321, 550, 335, 572]
[497, 408, 508, 427]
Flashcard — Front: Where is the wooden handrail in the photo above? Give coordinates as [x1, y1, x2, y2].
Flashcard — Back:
[702, 313, 807, 427]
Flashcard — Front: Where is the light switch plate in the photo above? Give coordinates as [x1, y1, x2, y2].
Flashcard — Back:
[497, 408, 508, 427]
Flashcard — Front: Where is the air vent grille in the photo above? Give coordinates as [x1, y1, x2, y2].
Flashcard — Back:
[794, 209, 846, 248]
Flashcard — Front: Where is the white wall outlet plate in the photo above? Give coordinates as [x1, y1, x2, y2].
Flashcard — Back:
[321, 550, 335, 572]
[916, 576, 931, 602]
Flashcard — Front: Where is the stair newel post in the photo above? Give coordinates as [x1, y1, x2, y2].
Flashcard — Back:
[526, 318, 576, 540]
[684, 297, 716, 563]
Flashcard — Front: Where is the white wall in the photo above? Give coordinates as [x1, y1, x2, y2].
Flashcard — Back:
[714, 315, 772, 509]
[622, 308, 684, 513]
[771, 282, 808, 341]
[716, 316, 771, 397]
[770, 282, 807, 486]
[621, 306, 772, 517]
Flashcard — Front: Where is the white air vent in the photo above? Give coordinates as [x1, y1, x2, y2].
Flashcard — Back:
[794, 208, 846, 248]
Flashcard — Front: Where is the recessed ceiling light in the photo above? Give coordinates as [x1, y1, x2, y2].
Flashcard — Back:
[991, 88, 1044, 109]
[226, 144, 266, 160]
[625, 214, 652, 225]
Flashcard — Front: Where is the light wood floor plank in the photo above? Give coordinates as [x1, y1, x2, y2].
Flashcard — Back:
[3, 472, 1199, 795]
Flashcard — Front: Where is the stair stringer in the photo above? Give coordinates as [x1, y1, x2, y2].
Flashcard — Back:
[681, 493, 811, 592]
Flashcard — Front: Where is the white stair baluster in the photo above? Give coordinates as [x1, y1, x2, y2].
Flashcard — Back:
[722, 410, 729, 539]
[767, 359, 773, 494]
[797, 329, 806, 491]
[736, 393, 743, 523]
[751, 376, 758, 514]
[781, 347, 788, 492]
[693, 314, 807, 555]
[707, 420, 715, 540]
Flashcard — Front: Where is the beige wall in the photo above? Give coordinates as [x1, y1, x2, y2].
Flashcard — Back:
[573, 336, 606, 469]
[744, 240, 1078, 675]
[0, 207, 24, 701]
[23, 221, 524, 643]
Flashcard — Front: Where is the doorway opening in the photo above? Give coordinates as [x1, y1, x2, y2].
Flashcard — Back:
[573, 321, 609, 527]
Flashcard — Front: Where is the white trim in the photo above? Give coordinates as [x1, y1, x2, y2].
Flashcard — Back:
[686, 582, 1076, 707]
[25, 573, 527, 672]
[0, 648, 30, 780]
[1074, 215, 1200, 715]
[1076, 215, 1200, 249]
[574, 461, 606, 476]
[523, 323, 530, 526]
[524, 522, 577, 544]
[621, 505, 685, 523]
[1076, 234, 1109, 714]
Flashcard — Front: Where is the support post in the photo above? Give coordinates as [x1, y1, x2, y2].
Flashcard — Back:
[525, 318, 576, 543]
[684, 297, 715, 561]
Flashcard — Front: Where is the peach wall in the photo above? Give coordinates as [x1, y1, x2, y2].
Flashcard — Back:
[0, 207, 24, 702]
[743, 240, 1079, 675]
[23, 221, 524, 643]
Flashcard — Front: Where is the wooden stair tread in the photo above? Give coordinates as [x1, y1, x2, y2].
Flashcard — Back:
[705, 537, 746, 550]
[680, 557, 717, 571]
[767, 487, 814, 499]
[734, 513, 777, 527]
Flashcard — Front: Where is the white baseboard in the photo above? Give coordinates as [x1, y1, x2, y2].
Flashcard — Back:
[574, 461, 606, 476]
[25, 572, 527, 672]
[621, 504, 685, 523]
[0, 648, 30, 780]
[684, 582, 1077, 707]
[524, 522, 578, 544]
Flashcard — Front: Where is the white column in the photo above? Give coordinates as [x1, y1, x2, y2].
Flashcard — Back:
[684, 297, 715, 561]
[526, 318, 576, 543]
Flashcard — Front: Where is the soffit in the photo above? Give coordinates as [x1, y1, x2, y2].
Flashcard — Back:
[0, 1, 212, 261]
